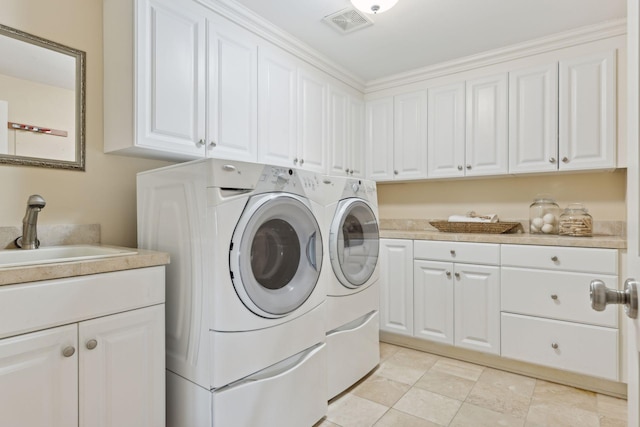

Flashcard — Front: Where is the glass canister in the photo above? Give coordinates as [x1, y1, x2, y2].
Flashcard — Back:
[529, 195, 560, 234]
[559, 203, 593, 237]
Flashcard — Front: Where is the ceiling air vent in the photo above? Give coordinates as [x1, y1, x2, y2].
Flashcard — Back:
[323, 7, 373, 34]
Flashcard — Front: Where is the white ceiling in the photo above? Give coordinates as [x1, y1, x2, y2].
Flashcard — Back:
[233, 0, 627, 82]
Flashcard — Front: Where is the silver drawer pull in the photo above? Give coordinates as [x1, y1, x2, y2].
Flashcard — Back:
[62, 346, 75, 357]
[551, 256, 558, 262]
[446, 271, 451, 278]
[454, 272, 460, 279]
[551, 343, 559, 349]
[551, 294, 558, 300]
[86, 339, 98, 350]
[450, 250, 456, 256]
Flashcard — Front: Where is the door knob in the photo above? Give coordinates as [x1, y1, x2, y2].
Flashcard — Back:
[590, 279, 638, 319]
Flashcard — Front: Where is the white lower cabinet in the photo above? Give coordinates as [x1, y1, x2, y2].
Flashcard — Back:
[379, 239, 414, 336]
[0, 267, 166, 427]
[500, 244, 619, 381]
[413, 241, 500, 355]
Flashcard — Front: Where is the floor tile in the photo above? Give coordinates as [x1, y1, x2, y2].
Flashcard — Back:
[429, 357, 485, 381]
[374, 357, 432, 385]
[314, 418, 341, 427]
[326, 394, 388, 427]
[393, 387, 462, 425]
[525, 399, 600, 427]
[352, 374, 411, 407]
[449, 402, 525, 427]
[379, 342, 400, 362]
[599, 416, 628, 427]
[373, 409, 440, 427]
[391, 347, 440, 371]
[531, 380, 597, 412]
[466, 380, 532, 418]
[476, 368, 536, 397]
[413, 369, 476, 401]
[597, 393, 627, 421]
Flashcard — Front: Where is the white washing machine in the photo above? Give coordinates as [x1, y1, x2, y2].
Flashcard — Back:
[137, 159, 327, 427]
[322, 175, 381, 400]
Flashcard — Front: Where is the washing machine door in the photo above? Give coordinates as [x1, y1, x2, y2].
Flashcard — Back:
[230, 193, 323, 318]
[329, 198, 380, 289]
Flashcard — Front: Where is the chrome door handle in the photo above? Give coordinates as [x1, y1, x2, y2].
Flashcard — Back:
[590, 279, 638, 319]
[306, 232, 319, 271]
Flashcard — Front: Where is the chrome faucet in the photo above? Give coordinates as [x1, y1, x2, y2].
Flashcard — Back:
[16, 194, 46, 249]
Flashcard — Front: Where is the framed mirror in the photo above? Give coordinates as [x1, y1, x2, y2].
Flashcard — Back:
[0, 24, 85, 171]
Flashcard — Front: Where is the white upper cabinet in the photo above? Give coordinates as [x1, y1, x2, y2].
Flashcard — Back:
[366, 97, 395, 181]
[298, 67, 327, 173]
[427, 82, 466, 178]
[394, 91, 428, 180]
[206, 15, 258, 162]
[465, 73, 509, 176]
[328, 87, 364, 177]
[348, 97, 365, 177]
[509, 64, 559, 173]
[257, 46, 298, 168]
[559, 50, 616, 170]
[105, 0, 207, 160]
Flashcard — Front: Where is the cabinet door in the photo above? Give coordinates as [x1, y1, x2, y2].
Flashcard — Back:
[258, 46, 297, 168]
[366, 97, 395, 181]
[427, 82, 465, 178]
[136, 0, 206, 157]
[207, 16, 258, 162]
[394, 91, 428, 180]
[349, 97, 365, 177]
[80, 305, 165, 427]
[414, 260, 454, 345]
[509, 64, 559, 173]
[465, 73, 508, 176]
[298, 67, 327, 173]
[379, 239, 414, 336]
[454, 264, 500, 354]
[0, 325, 78, 427]
[327, 86, 349, 176]
[559, 50, 616, 170]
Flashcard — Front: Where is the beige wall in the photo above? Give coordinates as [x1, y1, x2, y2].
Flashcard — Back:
[378, 170, 627, 222]
[2, 0, 173, 246]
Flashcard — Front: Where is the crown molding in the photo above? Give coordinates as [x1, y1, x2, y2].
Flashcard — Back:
[365, 18, 627, 93]
[196, 0, 367, 92]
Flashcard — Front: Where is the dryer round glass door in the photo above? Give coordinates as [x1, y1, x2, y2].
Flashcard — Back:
[329, 198, 380, 289]
[230, 193, 323, 318]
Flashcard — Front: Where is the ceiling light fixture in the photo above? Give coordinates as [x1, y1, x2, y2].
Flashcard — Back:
[350, 0, 398, 14]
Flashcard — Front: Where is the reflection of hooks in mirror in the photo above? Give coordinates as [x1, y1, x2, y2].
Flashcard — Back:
[0, 24, 85, 171]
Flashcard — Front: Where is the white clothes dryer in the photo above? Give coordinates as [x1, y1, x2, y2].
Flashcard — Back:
[322, 175, 381, 399]
[137, 159, 327, 427]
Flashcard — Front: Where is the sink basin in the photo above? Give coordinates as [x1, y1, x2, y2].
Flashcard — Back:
[0, 245, 138, 268]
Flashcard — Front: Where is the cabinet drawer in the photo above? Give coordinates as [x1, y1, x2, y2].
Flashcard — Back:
[414, 240, 499, 265]
[501, 268, 618, 327]
[501, 313, 618, 381]
[501, 244, 617, 274]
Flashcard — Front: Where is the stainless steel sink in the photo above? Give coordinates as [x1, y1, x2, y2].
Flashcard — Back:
[0, 245, 137, 268]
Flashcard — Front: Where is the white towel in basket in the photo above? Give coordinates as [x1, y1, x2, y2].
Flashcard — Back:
[448, 212, 499, 223]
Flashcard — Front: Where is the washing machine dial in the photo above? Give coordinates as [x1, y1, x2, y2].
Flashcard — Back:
[351, 183, 360, 193]
[276, 173, 289, 186]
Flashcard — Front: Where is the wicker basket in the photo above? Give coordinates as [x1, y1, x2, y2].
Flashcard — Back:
[429, 221, 522, 234]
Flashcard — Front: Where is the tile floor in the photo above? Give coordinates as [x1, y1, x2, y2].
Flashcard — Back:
[315, 343, 627, 427]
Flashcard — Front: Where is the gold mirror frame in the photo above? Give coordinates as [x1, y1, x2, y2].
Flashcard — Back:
[0, 24, 85, 171]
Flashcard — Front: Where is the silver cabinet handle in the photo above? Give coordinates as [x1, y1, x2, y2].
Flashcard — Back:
[86, 339, 98, 350]
[551, 294, 558, 300]
[209, 141, 216, 147]
[562, 157, 569, 163]
[394, 170, 399, 175]
[549, 157, 556, 163]
[454, 272, 460, 279]
[591, 279, 638, 319]
[457, 165, 463, 171]
[197, 139, 205, 147]
[446, 271, 451, 278]
[551, 343, 559, 349]
[299, 159, 304, 165]
[293, 158, 298, 165]
[349, 170, 354, 175]
[450, 250, 456, 256]
[551, 256, 558, 262]
[62, 346, 75, 357]
[466, 164, 472, 170]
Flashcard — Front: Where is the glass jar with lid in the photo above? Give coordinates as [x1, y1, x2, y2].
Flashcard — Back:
[529, 194, 560, 234]
[559, 203, 593, 237]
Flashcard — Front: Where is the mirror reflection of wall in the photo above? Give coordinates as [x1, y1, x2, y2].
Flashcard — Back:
[0, 23, 84, 170]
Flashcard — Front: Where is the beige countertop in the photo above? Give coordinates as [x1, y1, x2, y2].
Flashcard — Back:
[380, 229, 627, 249]
[0, 246, 170, 286]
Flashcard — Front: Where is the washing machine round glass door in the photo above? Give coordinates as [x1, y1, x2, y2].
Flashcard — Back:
[229, 193, 323, 318]
[329, 198, 380, 289]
